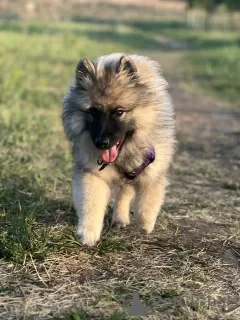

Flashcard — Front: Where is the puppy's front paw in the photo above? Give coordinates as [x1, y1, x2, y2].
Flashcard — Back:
[140, 221, 156, 234]
[111, 214, 130, 229]
[76, 225, 101, 246]
[135, 216, 156, 234]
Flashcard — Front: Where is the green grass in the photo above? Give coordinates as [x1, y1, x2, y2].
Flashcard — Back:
[172, 30, 240, 105]
[0, 19, 139, 263]
[134, 21, 240, 106]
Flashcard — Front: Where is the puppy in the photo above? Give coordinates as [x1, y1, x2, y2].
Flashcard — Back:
[62, 53, 175, 246]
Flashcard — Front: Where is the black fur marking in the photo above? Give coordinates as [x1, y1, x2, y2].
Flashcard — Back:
[76, 59, 95, 90]
[116, 55, 139, 84]
[87, 109, 133, 150]
[122, 59, 136, 74]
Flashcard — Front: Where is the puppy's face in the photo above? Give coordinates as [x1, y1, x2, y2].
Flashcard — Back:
[86, 103, 132, 162]
[63, 55, 148, 163]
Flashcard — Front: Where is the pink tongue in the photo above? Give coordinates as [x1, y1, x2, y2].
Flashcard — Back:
[102, 145, 118, 163]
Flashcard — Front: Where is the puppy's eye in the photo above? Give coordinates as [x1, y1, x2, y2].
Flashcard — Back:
[115, 110, 124, 117]
[89, 108, 99, 118]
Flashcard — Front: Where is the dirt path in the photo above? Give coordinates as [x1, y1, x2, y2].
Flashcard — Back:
[169, 77, 240, 227]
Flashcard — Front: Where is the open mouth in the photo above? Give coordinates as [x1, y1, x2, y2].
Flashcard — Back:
[98, 137, 124, 164]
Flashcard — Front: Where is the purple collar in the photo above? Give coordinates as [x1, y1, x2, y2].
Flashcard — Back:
[98, 146, 156, 180]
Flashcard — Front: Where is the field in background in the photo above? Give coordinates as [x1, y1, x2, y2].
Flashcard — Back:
[0, 1, 239, 320]
[1, 0, 239, 107]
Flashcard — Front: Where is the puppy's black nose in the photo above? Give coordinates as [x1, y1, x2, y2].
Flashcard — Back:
[94, 137, 110, 150]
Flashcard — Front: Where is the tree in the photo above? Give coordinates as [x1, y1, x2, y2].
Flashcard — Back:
[226, 0, 240, 29]
[226, 0, 240, 11]
[186, 0, 224, 30]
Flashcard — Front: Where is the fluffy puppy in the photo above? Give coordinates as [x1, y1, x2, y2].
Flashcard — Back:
[62, 53, 175, 246]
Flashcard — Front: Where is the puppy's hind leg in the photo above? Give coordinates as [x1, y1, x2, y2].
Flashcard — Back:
[112, 185, 135, 228]
[73, 171, 110, 246]
[134, 176, 168, 234]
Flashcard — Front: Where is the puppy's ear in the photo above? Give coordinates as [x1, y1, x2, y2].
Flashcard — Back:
[116, 55, 138, 84]
[76, 59, 95, 90]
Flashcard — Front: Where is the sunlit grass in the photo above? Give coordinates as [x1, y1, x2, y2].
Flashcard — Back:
[0, 20, 137, 262]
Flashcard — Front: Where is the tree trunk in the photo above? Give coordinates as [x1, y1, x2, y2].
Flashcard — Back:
[229, 11, 235, 31]
[204, 11, 211, 30]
